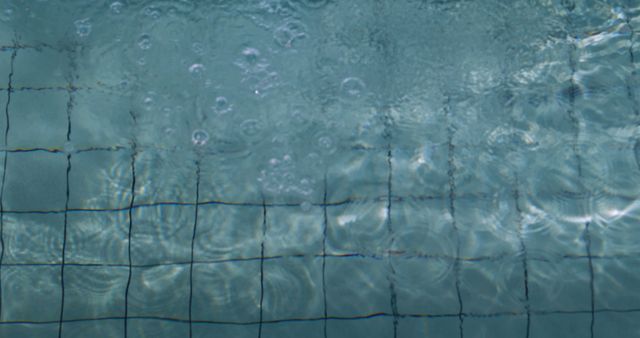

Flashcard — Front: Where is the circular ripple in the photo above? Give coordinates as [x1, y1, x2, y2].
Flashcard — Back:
[340, 77, 366, 99]
[519, 146, 592, 226]
[262, 259, 321, 319]
[128, 265, 189, 315]
[273, 20, 307, 48]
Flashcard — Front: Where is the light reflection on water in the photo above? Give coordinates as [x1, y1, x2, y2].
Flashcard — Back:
[0, 0, 639, 335]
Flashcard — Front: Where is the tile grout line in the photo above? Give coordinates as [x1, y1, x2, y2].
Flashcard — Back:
[386, 141, 399, 337]
[257, 200, 267, 338]
[585, 221, 595, 337]
[565, 6, 595, 337]
[499, 17, 532, 333]
[445, 95, 465, 338]
[513, 179, 531, 338]
[124, 110, 138, 338]
[0, 40, 16, 321]
[0, 249, 631, 270]
[322, 175, 328, 338]
[0, 306, 639, 327]
[623, 5, 639, 117]
[624, 5, 640, 172]
[58, 47, 77, 338]
[1, 139, 636, 156]
[371, 0, 400, 333]
[188, 159, 201, 338]
[2, 188, 640, 215]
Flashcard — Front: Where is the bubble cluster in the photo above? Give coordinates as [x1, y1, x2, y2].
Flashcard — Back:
[258, 155, 315, 197]
[235, 47, 281, 96]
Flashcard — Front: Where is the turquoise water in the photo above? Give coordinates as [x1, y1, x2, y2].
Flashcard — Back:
[0, 0, 639, 337]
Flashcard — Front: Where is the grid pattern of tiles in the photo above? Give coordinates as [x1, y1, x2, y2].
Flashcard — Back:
[0, 2, 639, 338]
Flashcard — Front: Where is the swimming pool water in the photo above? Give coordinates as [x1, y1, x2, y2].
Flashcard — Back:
[0, 0, 639, 337]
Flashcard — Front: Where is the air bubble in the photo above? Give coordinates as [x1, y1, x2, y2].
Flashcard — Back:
[241, 47, 261, 65]
[189, 63, 205, 74]
[74, 18, 92, 38]
[138, 34, 151, 50]
[214, 96, 230, 113]
[192, 129, 209, 146]
[142, 96, 154, 110]
[110, 1, 124, 14]
[341, 77, 366, 98]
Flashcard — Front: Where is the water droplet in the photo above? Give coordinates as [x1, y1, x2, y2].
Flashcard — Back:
[137, 57, 146, 66]
[74, 18, 92, 38]
[341, 77, 366, 98]
[138, 34, 151, 50]
[192, 129, 209, 146]
[110, 1, 124, 14]
[241, 119, 263, 137]
[300, 201, 312, 212]
[142, 96, 154, 110]
[118, 80, 129, 90]
[242, 47, 261, 65]
[189, 63, 205, 74]
[213, 96, 231, 114]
